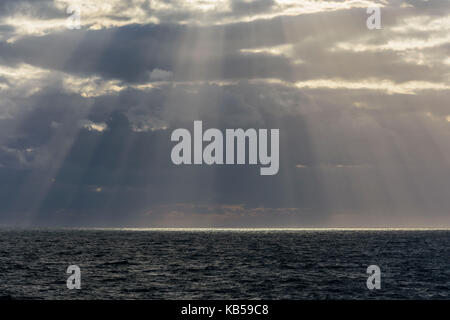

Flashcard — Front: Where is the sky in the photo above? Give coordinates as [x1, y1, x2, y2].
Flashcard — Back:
[0, 0, 449, 228]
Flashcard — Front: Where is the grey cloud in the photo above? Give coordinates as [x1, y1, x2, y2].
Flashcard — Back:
[230, 0, 276, 16]
[2, 6, 448, 85]
[1, 78, 450, 226]
[0, 1, 449, 227]
[149, 68, 173, 81]
[0, 0, 62, 19]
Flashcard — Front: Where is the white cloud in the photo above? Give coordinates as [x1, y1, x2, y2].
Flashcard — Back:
[78, 119, 107, 132]
[63, 76, 125, 97]
[294, 79, 450, 94]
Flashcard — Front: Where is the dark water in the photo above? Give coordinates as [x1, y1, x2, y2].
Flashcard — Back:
[0, 229, 449, 299]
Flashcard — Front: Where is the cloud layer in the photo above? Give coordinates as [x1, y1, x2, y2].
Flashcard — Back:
[0, 0, 449, 227]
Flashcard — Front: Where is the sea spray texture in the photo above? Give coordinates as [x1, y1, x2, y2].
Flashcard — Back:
[170, 121, 279, 175]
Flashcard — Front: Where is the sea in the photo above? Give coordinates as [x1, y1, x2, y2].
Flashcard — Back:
[0, 229, 449, 299]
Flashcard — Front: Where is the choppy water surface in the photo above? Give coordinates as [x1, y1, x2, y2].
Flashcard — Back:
[0, 229, 449, 299]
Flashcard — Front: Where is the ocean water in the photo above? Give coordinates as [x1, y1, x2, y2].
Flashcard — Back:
[0, 229, 449, 300]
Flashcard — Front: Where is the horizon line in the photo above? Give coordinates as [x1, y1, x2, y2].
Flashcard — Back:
[2, 227, 450, 231]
